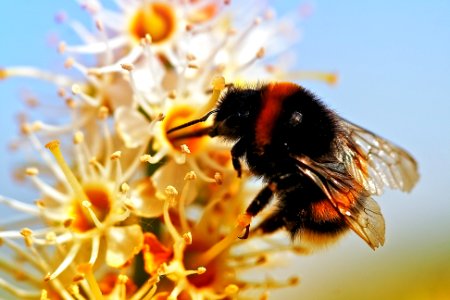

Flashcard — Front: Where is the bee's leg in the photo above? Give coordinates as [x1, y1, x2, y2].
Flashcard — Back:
[253, 211, 285, 234]
[231, 139, 246, 178]
[250, 175, 300, 236]
[239, 183, 276, 239]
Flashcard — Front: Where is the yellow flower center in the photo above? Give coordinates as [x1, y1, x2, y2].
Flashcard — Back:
[184, 245, 222, 288]
[163, 105, 210, 153]
[69, 182, 113, 232]
[45, 141, 113, 233]
[129, 2, 177, 44]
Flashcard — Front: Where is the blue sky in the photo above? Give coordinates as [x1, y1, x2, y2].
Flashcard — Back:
[0, 1, 449, 299]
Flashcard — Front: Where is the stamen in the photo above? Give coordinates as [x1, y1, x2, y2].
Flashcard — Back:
[179, 171, 196, 233]
[68, 285, 85, 300]
[236, 47, 265, 72]
[232, 17, 262, 51]
[116, 274, 128, 299]
[44, 242, 81, 282]
[26, 131, 69, 188]
[98, 106, 113, 171]
[62, 35, 128, 54]
[45, 140, 89, 205]
[129, 276, 160, 300]
[0, 195, 39, 215]
[121, 63, 153, 116]
[82, 200, 104, 229]
[225, 284, 239, 296]
[73, 131, 88, 180]
[71, 84, 100, 106]
[88, 235, 101, 266]
[143, 146, 169, 164]
[141, 34, 160, 90]
[214, 172, 223, 185]
[198, 151, 232, 174]
[20, 228, 33, 247]
[163, 186, 181, 241]
[26, 172, 67, 203]
[4, 231, 77, 299]
[87, 45, 144, 76]
[0, 278, 41, 298]
[121, 136, 155, 182]
[95, 18, 114, 65]
[0, 257, 42, 285]
[182, 232, 193, 245]
[196, 213, 252, 266]
[281, 70, 338, 85]
[78, 264, 104, 300]
[1, 67, 73, 86]
[245, 276, 300, 289]
[184, 266, 206, 276]
[202, 76, 225, 114]
[89, 157, 107, 179]
[186, 159, 216, 183]
[111, 152, 123, 191]
[2, 239, 44, 272]
[28, 121, 74, 135]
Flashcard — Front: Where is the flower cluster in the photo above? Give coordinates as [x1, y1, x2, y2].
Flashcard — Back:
[0, 1, 335, 299]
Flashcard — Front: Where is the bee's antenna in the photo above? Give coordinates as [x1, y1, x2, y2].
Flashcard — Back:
[169, 126, 213, 141]
[166, 109, 218, 134]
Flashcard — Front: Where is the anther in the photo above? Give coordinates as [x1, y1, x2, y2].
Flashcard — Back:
[121, 63, 134, 72]
[98, 106, 109, 119]
[184, 171, 197, 181]
[73, 131, 84, 144]
[214, 172, 223, 185]
[64, 58, 74, 69]
[110, 151, 122, 160]
[120, 182, 130, 193]
[183, 232, 193, 245]
[180, 144, 191, 154]
[25, 167, 39, 176]
[71, 84, 82, 95]
[165, 186, 178, 197]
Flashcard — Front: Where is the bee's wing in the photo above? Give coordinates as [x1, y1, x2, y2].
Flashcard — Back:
[339, 119, 419, 195]
[293, 120, 418, 250]
[296, 156, 385, 250]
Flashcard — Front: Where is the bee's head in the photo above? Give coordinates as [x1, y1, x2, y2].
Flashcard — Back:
[166, 85, 262, 141]
[209, 86, 261, 140]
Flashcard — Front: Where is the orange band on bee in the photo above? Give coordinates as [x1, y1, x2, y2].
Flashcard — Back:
[255, 82, 299, 148]
[310, 200, 341, 222]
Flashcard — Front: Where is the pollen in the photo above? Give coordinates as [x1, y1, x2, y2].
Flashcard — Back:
[128, 2, 177, 44]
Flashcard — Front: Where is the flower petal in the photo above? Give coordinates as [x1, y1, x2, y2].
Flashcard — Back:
[115, 106, 152, 148]
[106, 224, 144, 268]
[131, 177, 165, 218]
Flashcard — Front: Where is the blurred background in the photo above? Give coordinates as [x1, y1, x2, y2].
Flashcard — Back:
[0, 1, 449, 299]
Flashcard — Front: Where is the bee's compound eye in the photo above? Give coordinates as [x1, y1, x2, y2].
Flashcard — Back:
[289, 111, 303, 126]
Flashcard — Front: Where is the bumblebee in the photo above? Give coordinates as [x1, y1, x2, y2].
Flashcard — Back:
[167, 82, 419, 250]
